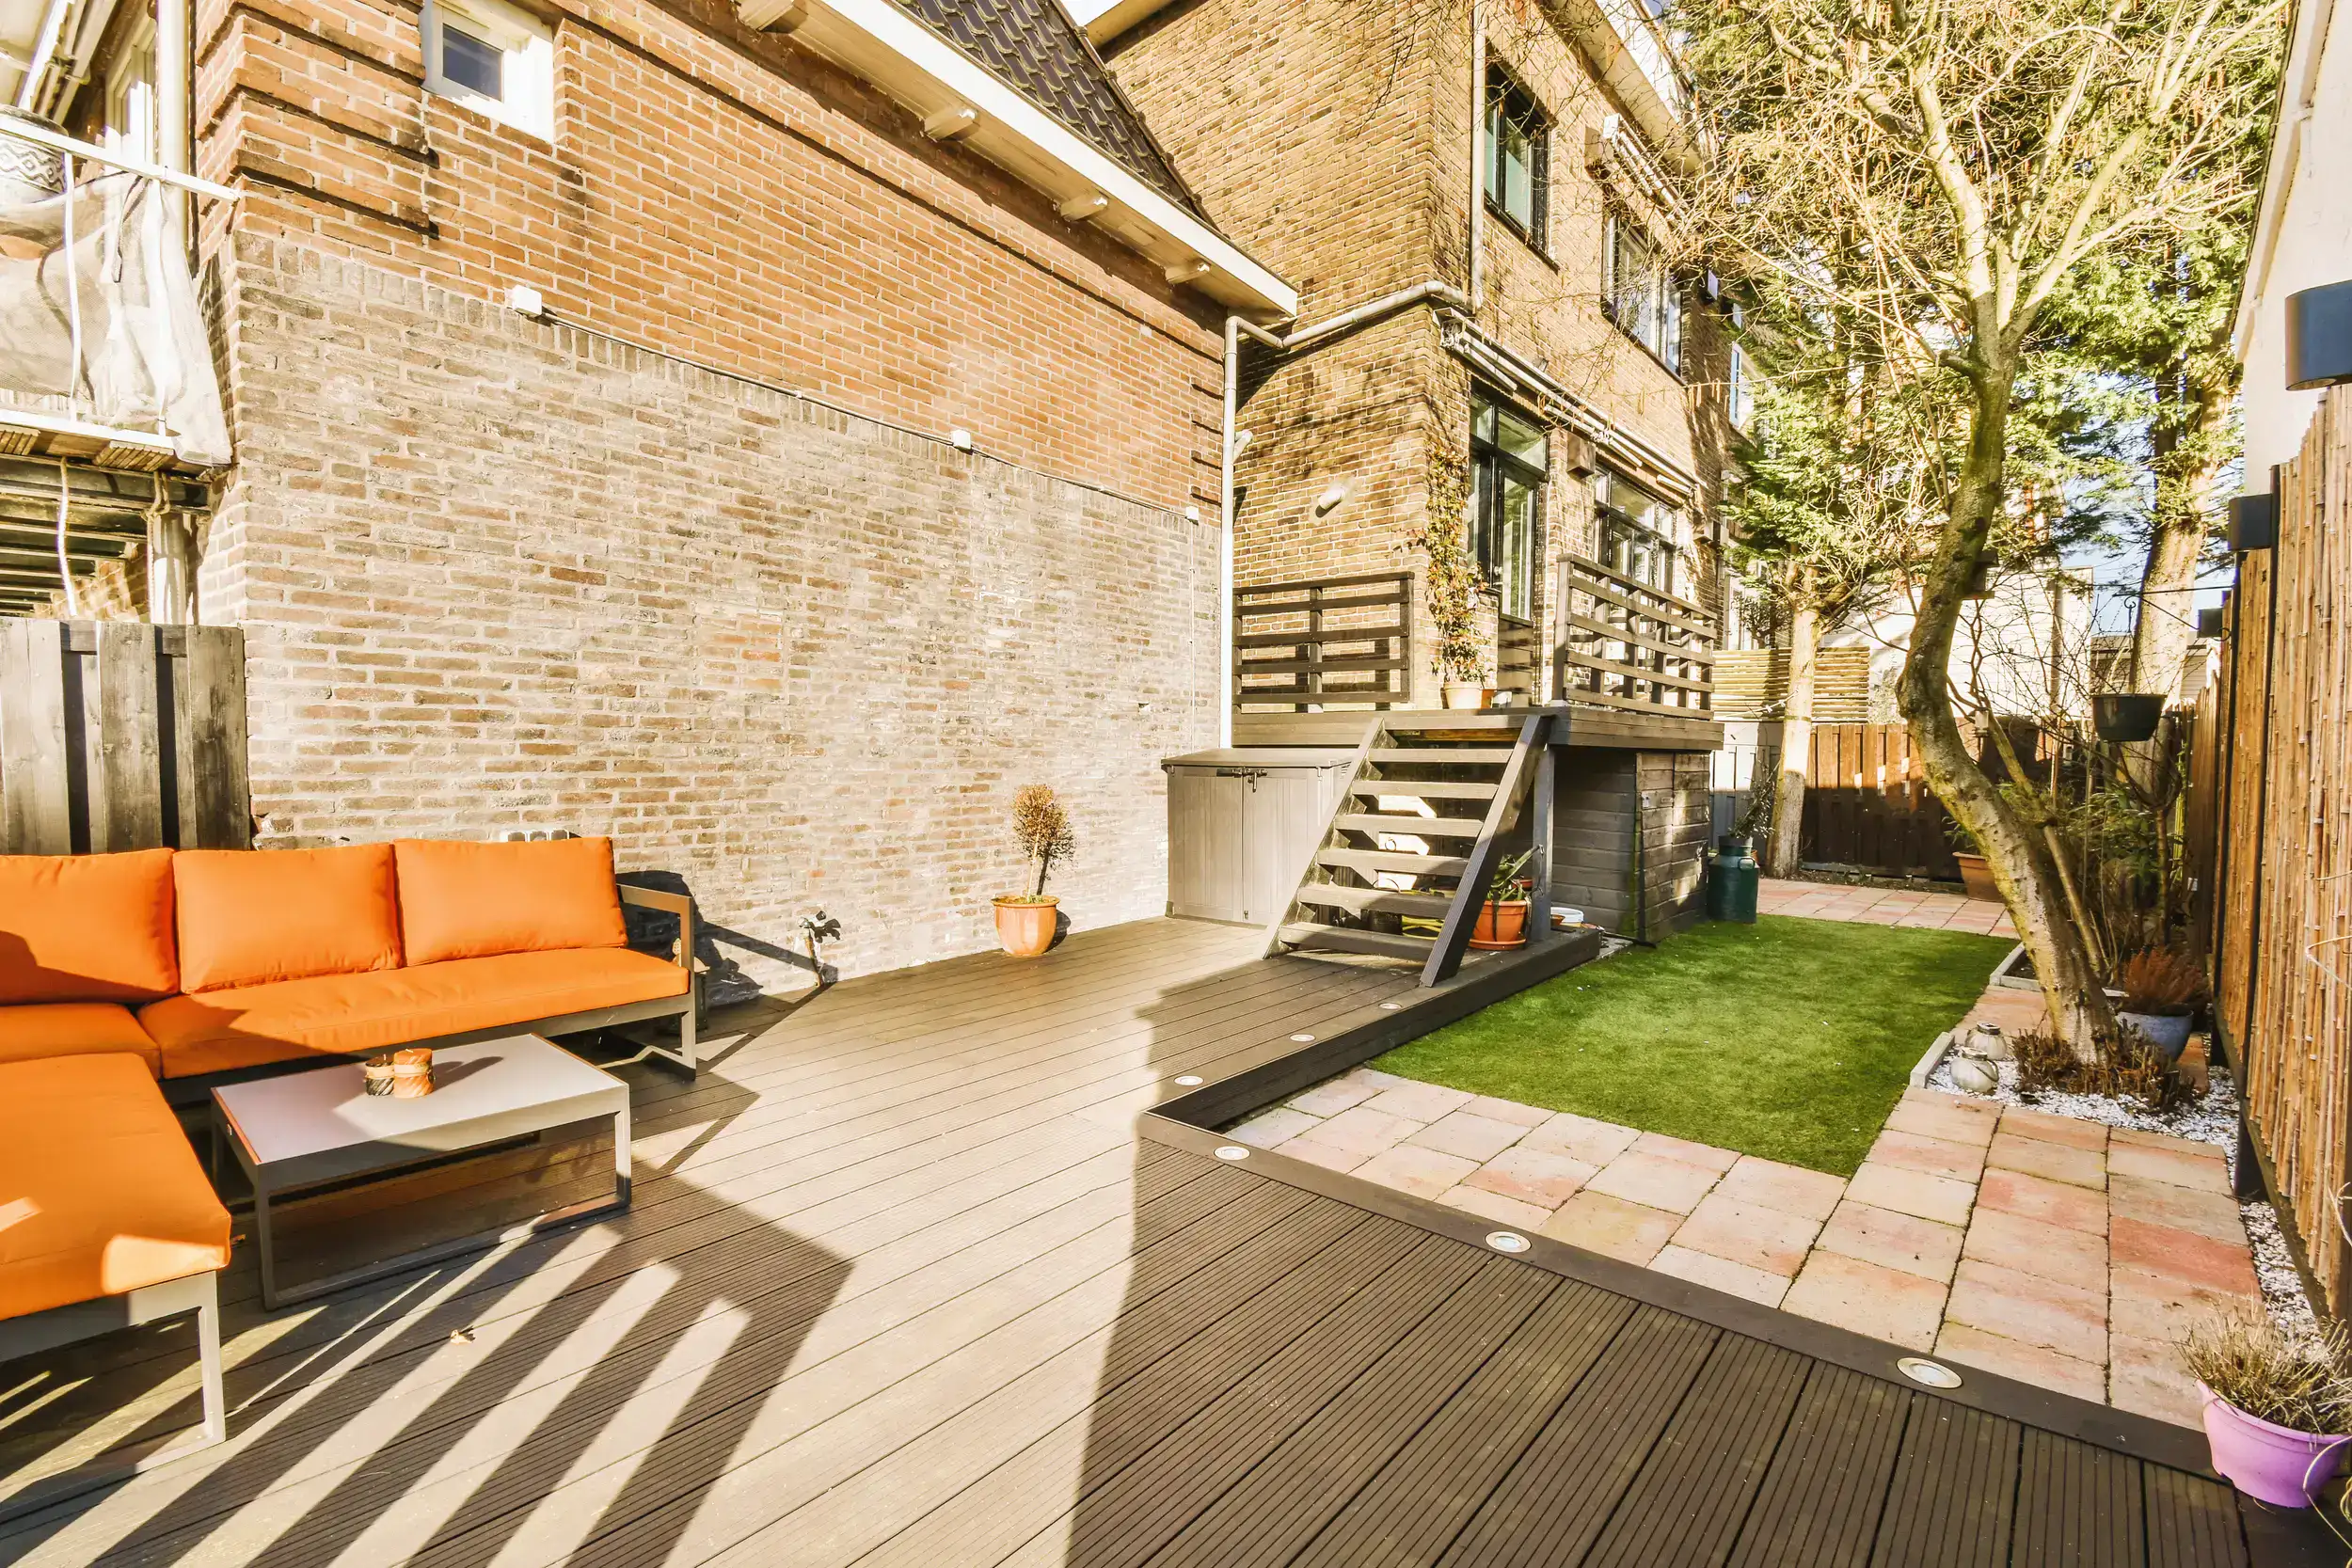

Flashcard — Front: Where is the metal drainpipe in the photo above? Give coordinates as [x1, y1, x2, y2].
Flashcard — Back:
[1468, 8, 1485, 309]
[1219, 314, 1240, 749]
[14, 0, 74, 109]
[156, 0, 191, 246]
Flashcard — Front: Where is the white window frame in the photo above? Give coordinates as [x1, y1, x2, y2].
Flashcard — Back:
[103, 18, 157, 166]
[1604, 209, 1682, 374]
[422, 0, 556, 143]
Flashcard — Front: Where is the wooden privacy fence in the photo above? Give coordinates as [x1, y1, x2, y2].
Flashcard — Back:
[0, 619, 251, 853]
[2191, 388, 2352, 1311]
[1800, 722, 1963, 879]
[1553, 552, 1717, 719]
[1233, 573, 1412, 709]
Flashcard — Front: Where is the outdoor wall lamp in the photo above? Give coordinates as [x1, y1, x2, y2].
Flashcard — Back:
[1313, 483, 1348, 515]
[2229, 491, 2277, 553]
[2286, 278, 2352, 389]
[2198, 607, 2224, 638]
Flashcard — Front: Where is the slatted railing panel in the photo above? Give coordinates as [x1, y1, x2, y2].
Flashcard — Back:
[1234, 572, 1412, 710]
[1553, 554, 1716, 719]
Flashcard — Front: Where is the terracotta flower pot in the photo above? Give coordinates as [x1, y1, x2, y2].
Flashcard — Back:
[1441, 682, 1487, 710]
[1468, 899, 1531, 950]
[993, 895, 1058, 958]
[1953, 852, 1998, 901]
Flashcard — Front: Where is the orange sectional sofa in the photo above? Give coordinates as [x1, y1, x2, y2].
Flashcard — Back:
[0, 836, 699, 1102]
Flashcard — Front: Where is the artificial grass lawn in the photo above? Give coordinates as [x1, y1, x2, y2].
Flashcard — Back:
[1372, 914, 2014, 1177]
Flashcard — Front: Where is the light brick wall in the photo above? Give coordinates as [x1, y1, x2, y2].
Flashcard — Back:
[214, 237, 1219, 985]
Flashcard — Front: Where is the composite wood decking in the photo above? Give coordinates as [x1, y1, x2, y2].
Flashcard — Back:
[0, 917, 2329, 1567]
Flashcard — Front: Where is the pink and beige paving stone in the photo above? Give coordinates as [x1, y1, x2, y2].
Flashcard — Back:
[1229, 1069, 2261, 1428]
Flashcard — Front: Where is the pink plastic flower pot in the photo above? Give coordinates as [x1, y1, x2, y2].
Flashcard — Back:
[2200, 1385, 2352, 1508]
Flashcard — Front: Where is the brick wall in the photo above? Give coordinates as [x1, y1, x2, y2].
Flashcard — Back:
[1108, 0, 1735, 695]
[211, 237, 1219, 985]
[194, 0, 1229, 515]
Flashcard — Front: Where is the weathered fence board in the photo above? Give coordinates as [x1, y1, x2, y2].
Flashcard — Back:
[1800, 721, 1962, 879]
[2195, 388, 2352, 1310]
[0, 620, 250, 853]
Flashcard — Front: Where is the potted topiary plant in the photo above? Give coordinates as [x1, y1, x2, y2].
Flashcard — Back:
[1468, 848, 1535, 949]
[2114, 946, 2202, 1063]
[994, 784, 1075, 958]
[2183, 1314, 2352, 1509]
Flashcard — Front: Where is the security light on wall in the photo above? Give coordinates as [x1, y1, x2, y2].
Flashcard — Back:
[949, 428, 975, 451]
[1313, 483, 1348, 515]
[2229, 492, 2277, 552]
[2286, 278, 2352, 389]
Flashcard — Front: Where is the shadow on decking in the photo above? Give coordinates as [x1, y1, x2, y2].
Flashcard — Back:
[0, 1036, 852, 1568]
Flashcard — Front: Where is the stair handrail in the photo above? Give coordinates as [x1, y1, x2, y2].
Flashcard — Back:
[1258, 712, 1385, 959]
[1419, 711, 1552, 985]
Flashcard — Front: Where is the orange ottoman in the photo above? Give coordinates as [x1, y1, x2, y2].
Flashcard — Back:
[0, 1053, 230, 1518]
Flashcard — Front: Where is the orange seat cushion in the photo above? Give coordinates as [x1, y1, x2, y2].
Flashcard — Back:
[173, 844, 404, 993]
[138, 947, 690, 1078]
[0, 1003, 160, 1075]
[394, 838, 630, 967]
[0, 849, 178, 1005]
[0, 1053, 230, 1320]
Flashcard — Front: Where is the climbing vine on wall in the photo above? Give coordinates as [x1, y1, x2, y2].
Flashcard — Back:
[1406, 453, 1488, 684]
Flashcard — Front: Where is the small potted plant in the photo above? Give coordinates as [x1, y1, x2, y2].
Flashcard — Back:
[994, 784, 1074, 958]
[1468, 848, 1535, 949]
[1947, 820, 1998, 901]
[2114, 946, 2202, 1063]
[2182, 1314, 2352, 1509]
[2093, 692, 2165, 742]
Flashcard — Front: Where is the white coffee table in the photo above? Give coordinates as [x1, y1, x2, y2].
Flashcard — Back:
[212, 1034, 631, 1309]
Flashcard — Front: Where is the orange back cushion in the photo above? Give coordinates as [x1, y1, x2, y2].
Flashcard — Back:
[394, 837, 628, 966]
[173, 844, 405, 993]
[0, 849, 178, 1003]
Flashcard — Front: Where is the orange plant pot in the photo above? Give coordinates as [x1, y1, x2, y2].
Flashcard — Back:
[993, 896, 1059, 958]
[1954, 853, 1999, 901]
[1467, 899, 1531, 950]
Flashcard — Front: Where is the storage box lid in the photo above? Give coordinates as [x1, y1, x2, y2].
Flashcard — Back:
[1160, 748, 1359, 769]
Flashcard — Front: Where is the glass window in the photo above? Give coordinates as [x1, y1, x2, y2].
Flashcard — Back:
[1606, 211, 1682, 372]
[1595, 467, 1676, 595]
[424, 0, 554, 140]
[1471, 390, 1548, 620]
[1484, 69, 1549, 246]
[440, 24, 504, 99]
[1728, 343, 1754, 431]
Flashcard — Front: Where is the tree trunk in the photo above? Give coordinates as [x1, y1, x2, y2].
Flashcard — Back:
[1897, 367, 2118, 1061]
[1769, 598, 1819, 877]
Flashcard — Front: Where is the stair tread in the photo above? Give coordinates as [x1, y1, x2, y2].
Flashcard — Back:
[1370, 747, 1516, 765]
[1332, 814, 1488, 838]
[1279, 924, 1436, 959]
[1315, 847, 1470, 877]
[1295, 884, 1455, 917]
[1348, 780, 1499, 800]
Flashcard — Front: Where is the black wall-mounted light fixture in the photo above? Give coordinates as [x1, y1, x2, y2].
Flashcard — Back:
[2230, 492, 2277, 552]
[2287, 278, 2352, 389]
[2197, 606, 2224, 638]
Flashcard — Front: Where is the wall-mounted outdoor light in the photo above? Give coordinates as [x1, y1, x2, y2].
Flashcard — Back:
[2229, 492, 2277, 552]
[2287, 278, 2352, 389]
[2198, 607, 2224, 638]
[1313, 483, 1348, 515]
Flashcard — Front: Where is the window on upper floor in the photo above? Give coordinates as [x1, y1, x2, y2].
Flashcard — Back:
[1604, 210, 1681, 373]
[1471, 388, 1548, 622]
[423, 0, 555, 142]
[1728, 343, 1755, 431]
[1484, 67, 1549, 252]
[1595, 465, 1677, 597]
[102, 19, 156, 165]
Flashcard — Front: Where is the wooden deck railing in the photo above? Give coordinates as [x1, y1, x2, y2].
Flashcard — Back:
[1234, 572, 1413, 710]
[1498, 613, 1541, 697]
[1553, 553, 1717, 718]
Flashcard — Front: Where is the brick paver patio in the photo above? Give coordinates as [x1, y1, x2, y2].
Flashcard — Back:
[1231, 1073, 2258, 1426]
[1758, 876, 2018, 937]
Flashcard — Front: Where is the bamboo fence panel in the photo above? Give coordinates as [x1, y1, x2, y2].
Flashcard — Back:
[2207, 389, 2352, 1307]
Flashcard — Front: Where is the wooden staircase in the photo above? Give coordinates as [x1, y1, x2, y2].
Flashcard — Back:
[1265, 708, 1561, 986]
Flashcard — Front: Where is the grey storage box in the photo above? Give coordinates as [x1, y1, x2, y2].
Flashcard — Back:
[1162, 749, 1358, 925]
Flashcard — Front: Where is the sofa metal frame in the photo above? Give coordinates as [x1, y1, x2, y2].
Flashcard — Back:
[0, 1270, 226, 1524]
[152, 884, 701, 1109]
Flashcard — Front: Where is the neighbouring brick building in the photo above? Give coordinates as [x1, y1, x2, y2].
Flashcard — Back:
[4, 0, 1293, 984]
[1086, 0, 1737, 936]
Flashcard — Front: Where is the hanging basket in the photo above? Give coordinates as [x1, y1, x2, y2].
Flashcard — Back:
[2091, 693, 2163, 743]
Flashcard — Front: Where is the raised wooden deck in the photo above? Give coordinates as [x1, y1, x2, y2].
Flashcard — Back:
[0, 919, 2329, 1566]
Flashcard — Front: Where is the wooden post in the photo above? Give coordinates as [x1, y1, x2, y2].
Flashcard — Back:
[0, 621, 75, 853]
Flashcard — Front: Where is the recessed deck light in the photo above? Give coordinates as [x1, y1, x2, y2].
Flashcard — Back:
[1379, 1002, 1403, 1010]
[1486, 1231, 1532, 1253]
[1898, 1356, 1963, 1388]
[1173, 1074, 1203, 1086]
[1216, 1145, 1250, 1162]
[1290, 1033, 1316, 1042]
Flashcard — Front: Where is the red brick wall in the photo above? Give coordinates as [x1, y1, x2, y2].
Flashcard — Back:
[196, 0, 1228, 512]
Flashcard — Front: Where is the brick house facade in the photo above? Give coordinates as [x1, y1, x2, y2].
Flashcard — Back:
[1098, 0, 1736, 706]
[12, 0, 1291, 985]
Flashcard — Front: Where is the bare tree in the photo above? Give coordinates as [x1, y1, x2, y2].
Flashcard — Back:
[1681, 0, 2280, 1055]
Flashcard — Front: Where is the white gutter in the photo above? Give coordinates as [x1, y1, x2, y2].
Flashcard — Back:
[736, 0, 1295, 318]
[1236, 279, 1472, 354]
[2232, 0, 2332, 360]
[1438, 311, 1699, 501]
[1468, 9, 1485, 309]
[155, 0, 189, 239]
[1218, 315, 1240, 746]
[13, 0, 72, 109]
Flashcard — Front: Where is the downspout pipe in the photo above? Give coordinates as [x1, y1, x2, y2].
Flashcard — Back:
[14, 0, 72, 109]
[155, 0, 191, 245]
[1236, 279, 1473, 354]
[1218, 314, 1241, 748]
[1468, 8, 1486, 309]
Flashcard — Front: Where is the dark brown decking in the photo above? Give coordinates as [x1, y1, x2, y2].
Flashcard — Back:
[0, 918, 2331, 1567]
